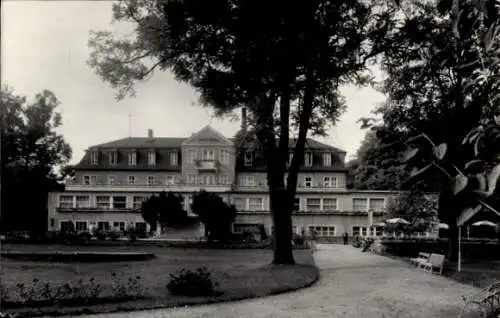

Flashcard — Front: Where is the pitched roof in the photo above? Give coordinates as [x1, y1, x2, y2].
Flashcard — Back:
[88, 136, 345, 152]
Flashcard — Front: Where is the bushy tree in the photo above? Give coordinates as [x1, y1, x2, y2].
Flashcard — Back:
[191, 191, 236, 242]
[88, 0, 395, 264]
[360, 0, 500, 259]
[140, 191, 188, 232]
[1, 86, 72, 236]
[385, 188, 439, 234]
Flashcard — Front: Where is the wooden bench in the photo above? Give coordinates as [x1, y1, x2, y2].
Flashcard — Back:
[460, 281, 500, 318]
[418, 253, 445, 275]
[409, 252, 430, 266]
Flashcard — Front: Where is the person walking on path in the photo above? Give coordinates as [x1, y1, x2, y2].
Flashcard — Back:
[343, 232, 349, 245]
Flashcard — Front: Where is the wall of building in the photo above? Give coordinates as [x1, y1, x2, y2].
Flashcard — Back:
[235, 171, 347, 188]
[73, 170, 182, 186]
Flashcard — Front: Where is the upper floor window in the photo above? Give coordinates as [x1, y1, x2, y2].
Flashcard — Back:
[187, 173, 197, 184]
[109, 151, 118, 165]
[128, 152, 137, 166]
[304, 176, 313, 187]
[187, 149, 197, 163]
[220, 149, 230, 164]
[112, 196, 127, 209]
[293, 198, 300, 211]
[202, 149, 215, 160]
[165, 175, 176, 185]
[200, 174, 215, 185]
[170, 151, 178, 166]
[248, 197, 264, 211]
[148, 151, 156, 165]
[322, 198, 338, 211]
[304, 152, 313, 167]
[353, 198, 368, 211]
[108, 175, 116, 185]
[90, 151, 99, 165]
[244, 152, 253, 166]
[323, 176, 337, 188]
[58, 195, 74, 208]
[76, 195, 90, 208]
[369, 198, 385, 212]
[147, 175, 155, 185]
[306, 198, 321, 211]
[219, 174, 229, 185]
[83, 175, 97, 185]
[128, 175, 136, 185]
[323, 153, 332, 167]
[133, 196, 147, 210]
[240, 175, 256, 186]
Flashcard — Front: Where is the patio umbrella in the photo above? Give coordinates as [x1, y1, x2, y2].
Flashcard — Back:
[438, 223, 449, 229]
[385, 218, 411, 225]
[472, 220, 497, 227]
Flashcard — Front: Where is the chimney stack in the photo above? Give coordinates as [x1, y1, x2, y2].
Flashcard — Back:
[241, 107, 247, 132]
[148, 129, 154, 138]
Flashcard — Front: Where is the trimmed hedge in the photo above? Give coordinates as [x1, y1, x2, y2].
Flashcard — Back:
[380, 238, 500, 259]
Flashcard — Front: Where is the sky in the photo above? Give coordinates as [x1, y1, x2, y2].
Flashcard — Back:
[2, 1, 386, 164]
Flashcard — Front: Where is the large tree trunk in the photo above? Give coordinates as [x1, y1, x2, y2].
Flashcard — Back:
[271, 189, 295, 264]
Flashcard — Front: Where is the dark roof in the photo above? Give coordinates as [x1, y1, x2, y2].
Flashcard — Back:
[89, 137, 345, 152]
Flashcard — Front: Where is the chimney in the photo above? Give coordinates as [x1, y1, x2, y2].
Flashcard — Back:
[241, 107, 247, 132]
[147, 129, 154, 138]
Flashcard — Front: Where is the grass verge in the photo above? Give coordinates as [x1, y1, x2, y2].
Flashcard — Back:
[1, 244, 319, 317]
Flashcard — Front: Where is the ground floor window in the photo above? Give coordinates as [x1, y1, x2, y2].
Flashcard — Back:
[135, 222, 147, 232]
[75, 221, 87, 232]
[374, 226, 384, 236]
[60, 221, 74, 232]
[113, 221, 126, 231]
[309, 225, 335, 237]
[98, 221, 110, 231]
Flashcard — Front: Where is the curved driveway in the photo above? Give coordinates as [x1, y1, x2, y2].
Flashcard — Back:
[82, 244, 480, 318]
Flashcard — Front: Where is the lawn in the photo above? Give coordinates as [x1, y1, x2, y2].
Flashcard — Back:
[443, 260, 500, 289]
[0, 244, 318, 317]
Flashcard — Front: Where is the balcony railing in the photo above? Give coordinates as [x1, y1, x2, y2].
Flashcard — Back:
[194, 159, 219, 171]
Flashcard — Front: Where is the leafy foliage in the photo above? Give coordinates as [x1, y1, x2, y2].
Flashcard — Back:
[191, 191, 236, 242]
[140, 191, 188, 231]
[1, 86, 72, 235]
[385, 190, 439, 234]
[166, 267, 218, 297]
[88, 0, 397, 264]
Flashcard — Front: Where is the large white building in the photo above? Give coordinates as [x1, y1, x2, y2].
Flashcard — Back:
[47, 116, 397, 239]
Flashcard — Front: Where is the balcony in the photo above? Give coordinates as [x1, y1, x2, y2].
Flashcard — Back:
[194, 159, 219, 171]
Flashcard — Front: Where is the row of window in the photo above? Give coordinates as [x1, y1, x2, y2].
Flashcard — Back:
[89, 149, 336, 167]
[82, 174, 230, 186]
[58, 220, 147, 232]
[233, 223, 386, 237]
[80, 174, 340, 188]
[58, 195, 385, 212]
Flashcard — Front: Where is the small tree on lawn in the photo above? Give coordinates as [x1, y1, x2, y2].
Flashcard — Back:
[191, 191, 236, 242]
[385, 188, 438, 235]
[141, 191, 187, 233]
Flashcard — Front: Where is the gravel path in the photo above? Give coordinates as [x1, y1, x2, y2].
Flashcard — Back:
[80, 244, 480, 318]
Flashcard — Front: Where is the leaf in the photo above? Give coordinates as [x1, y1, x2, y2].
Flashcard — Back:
[433, 143, 447, 160]
[403, 148, 419, 163]
[474, 173, 487, 191]
[485, 163, 500, 195]
[464, 159, 483, 170]
[457, 204, 482, 226]
[462, 127, 481, 145]
[484, 24, 500, 52]
[410, 164, 433, 179]
[451, 174, 468, 196]
[406, 133, 436, 148]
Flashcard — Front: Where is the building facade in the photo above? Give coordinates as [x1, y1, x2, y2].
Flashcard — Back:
[47, 123, 398, 238]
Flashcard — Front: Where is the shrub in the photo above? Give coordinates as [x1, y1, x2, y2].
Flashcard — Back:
[91, 228, 107, 240]
[107, 231, 121, 241]
[292, 234, 305, 246]
[167, 267, 218, 296]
